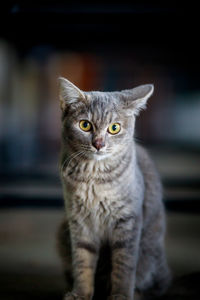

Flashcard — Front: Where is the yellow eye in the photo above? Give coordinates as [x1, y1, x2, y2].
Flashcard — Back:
[108, 123, 121, 135]
[79, 120, 92, 132]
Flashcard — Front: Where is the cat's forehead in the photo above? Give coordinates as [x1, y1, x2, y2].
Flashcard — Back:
[86, 91, 117, 106]
[85, 91, 121, 124]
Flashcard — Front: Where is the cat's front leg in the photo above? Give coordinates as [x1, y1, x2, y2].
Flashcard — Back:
[64, 232, 99, 300]
[110, 215, 142, 300]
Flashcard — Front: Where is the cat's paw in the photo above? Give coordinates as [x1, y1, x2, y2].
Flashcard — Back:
[63, 292, 86, 300]
[108, 295, 127, 300]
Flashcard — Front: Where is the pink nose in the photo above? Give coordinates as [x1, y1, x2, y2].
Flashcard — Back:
[92, 138, 105, 151]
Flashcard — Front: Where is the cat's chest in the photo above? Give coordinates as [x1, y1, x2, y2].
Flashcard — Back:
[63, 157, 136, 222]
[72, 181, 126, 235]
[73, 180, 119, 212]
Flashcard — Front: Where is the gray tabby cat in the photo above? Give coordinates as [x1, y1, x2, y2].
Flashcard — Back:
[57, 77, 171, 300]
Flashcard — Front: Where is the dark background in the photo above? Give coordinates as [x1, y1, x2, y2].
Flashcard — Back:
[0, 2, 200, 299]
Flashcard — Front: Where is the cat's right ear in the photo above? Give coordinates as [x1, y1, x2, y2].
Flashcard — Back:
[58, 77, 86, 111]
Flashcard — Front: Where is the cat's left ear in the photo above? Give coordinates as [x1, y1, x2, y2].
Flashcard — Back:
[121, 84, 154, 116]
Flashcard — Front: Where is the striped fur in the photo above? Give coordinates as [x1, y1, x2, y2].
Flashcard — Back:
[57, 78, 171, 300]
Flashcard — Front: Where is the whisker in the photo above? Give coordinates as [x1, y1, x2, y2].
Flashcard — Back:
[134, 136, 145, 144]
[61, 150, 84, 173]
[65, 151, 86, 172]
[79, 145, 92, 151]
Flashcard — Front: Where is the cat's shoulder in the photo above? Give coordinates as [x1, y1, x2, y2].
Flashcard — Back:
[135, 143, 157, 173]
[135, 143, 151, 162]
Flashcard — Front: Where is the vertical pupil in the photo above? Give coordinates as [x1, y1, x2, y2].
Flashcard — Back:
[112, 124, 117, 131]
[83, 121, 88, 128]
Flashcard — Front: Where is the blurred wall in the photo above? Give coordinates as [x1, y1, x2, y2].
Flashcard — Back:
[0, 3, 200, 174]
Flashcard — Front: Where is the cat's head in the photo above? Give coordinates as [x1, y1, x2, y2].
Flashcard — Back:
[59, 77, 153, 161]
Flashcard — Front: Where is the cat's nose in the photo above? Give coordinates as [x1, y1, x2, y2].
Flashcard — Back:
[92, 138, 105, 151]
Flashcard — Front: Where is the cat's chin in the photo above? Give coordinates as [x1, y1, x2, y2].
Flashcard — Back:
[92, 152, 110, 161]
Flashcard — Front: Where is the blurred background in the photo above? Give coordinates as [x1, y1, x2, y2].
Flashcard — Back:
[0, 1, 200, 299]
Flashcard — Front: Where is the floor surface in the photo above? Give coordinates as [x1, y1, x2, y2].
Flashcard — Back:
[0, 209, 200, 299]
